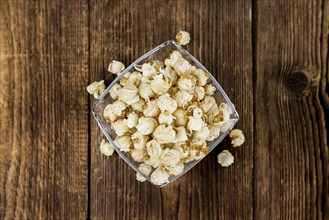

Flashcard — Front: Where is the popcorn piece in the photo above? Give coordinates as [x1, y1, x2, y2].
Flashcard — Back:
[142, 63, 157, 79]
[131, 99, 145, 112]
[175, 31, 190, 46]
[136, 117, 158, 135]
[109, 83, 122, 100]
[160, 148, 180, 166]
[100, 139, 115, 156]
[123, 112, 139, 128]
[165, 51, 191, 75]
[174, 142, 190, 159]
[138, 83, 155, 100]
[165, 162, 184, 176]
[200, 96, 216, 113]
[118, 83, 139, 104]
[103, 104, 118, 122]
[193, 107, 203, 119]
[87, 80, 106, 99]
[187, 116, 205, 132]
[120, 72, 142, 87]
[204, 84, 216, 96]
[151, 74, 171, 95]
[206, 125, 221, 141]
[175, 90, 193, 108]
[151, 167, 170, 185]
[136, 163, 152, 182]
[188, 141, 208, 161]
[112, 119, 130, 136]
[229, 129, 245, 147]
[145, 156, 162, 169]
[151, 60, 164, 72]
[114, 135, 132, 152]
[194, 86, 205, 101]
[160, 66, 178, 85]
[131, 132, 148, 150]
[157, 94, 178, 113]
[177, 74, 197, 92]
[173, 126, 188, 143]
[158, 111, 175, 125]
[108, 60, 125, 74]
[131, 149, 147, 162]
[146, 139, 162, 158]
[217, 150, 234, 167]
[193, 125, 210, 141]
[143, 100, 160, 117]
[192, 69, 209, 86]
[220, 119, 234, 133]
[172, 108, 188, 126]
[153, 124, 176, 144]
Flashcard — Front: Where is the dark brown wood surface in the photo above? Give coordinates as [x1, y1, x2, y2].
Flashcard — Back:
[0, 0, 328, 219]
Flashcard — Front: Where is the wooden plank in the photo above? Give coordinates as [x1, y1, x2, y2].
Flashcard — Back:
[0, 0, 89, 219]
[254, 0, 329, 219]
[89, 0, 253, 219]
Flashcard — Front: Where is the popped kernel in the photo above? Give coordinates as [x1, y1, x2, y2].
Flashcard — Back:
[131, 149, 147, 162]
[157, 94, 178, 113]
[111, 119, 130, 136]
[114, 135, 132, 152]
[100, 139, 115, 156]
[131, 131, 148, 150]
[217, 150, 234, 167]
[109, 83, 122, 100]
[172, 108, 188, 127]
[136, 117, 158, 135]
[229, 129, 245, 147]
[136, 163, 152, 182]
[160, 148, 180, 166]
[150, 74, 171, 95]
[151, 167, 170, 185]
[146, 139, 163, 158]
[158, 111, 175, 125]
[108, 60, 125, 74]
[153, 124, 176, 144]
[87, 80, 106, 99]
[175, 31, 190, 46]
[143, 99, 160, 117]
[123, 112, 139, 128]
[192, 69, 209, 86]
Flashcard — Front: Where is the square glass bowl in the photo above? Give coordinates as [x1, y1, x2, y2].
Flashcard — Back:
[92, 40, 239, 187]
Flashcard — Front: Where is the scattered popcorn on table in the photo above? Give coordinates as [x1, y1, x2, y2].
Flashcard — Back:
[108, 60, 125, 74]
[100, 139, 115, 156]
[217, 150, 234, 167]
[229, 129, 245, 147]
[87, 80, 106, 99]
[175, 31, 191, 46]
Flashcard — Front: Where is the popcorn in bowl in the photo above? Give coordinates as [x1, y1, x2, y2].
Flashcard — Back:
[90, 31, 244, 187]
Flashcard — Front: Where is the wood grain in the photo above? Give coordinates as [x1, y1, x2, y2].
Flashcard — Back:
[89, 0, 253, 219]
[254, 0, 329, 219]
[0, 0, 89, 219]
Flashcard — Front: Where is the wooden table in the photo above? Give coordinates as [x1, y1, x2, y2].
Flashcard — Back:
[1, 0, 328, 219]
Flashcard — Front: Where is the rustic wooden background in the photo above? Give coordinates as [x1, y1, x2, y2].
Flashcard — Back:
[0, 0, 328, 219]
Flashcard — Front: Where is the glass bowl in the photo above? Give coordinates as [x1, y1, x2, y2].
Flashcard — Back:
[92, 40, 239, 187]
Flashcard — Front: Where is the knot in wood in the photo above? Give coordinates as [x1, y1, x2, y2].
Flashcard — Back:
[285, 67, 319, 96]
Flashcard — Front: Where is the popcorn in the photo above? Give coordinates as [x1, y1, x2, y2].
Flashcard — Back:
[114, 135, 132, 152]
[138, 83, 155, 100]
[146, 139, 162, 158]
[177, 74, 197, 92]
[100, 139, 115, 156]
[145, 156, 162, 168]
[136, 163, 152, 182]
[165, 162, 184, 175]
[109, 83, 122, 100]
[160, 66, 178, 85]
[173, 142, 189, 159]
[151, 60, 164, 72]
[188, 141, 208, 161]
[151, 74, 171, 95]
[87, 80, 106, 99]
[143, 100, 160, 117]
[123, 112, 139, 128]
[187, 116, 205, 132]
[103, 104, 118, 122]
[175, 90, 193, 108]
[229, 129, 245, 147]
[112, 119, 130, 136]
[173, 126, 188, 143]
[194, 86, 205, 101]
[175, 31, 190, 46]
[131, 132, 148, 150]
[157, 94, 178, 113]
[108, 60, 125, 74]
[160, 148, 180, 166]
[192, 107, 203, 119]
[151, 167, 170, 185]
[118, 83, 139, 104]
[153, 124, 176, 144]
[217, 150, 234, 167]
[136, 117, 158, 135]
[172, 108, 188, 126]
[131, 99, 145, 112]
[200, 96, 216, 113]
[142, 63, 157, 79]
[131, 149, 147, 162]
[204, 84, 216, 96]
[206, 125, 221, 141]
[192, 69, 209, 86]
[158, 111, 175, 125]
[193, 125, 210, 141]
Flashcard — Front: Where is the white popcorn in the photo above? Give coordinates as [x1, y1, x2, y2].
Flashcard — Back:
[131, 98, 145, 112]
[158, 111, 175, 125]
[200, 96, 216, 113]
[150, 74, 171, 95]
[138, 83, 155, 100]
[204, 84, 216, 96]
[173, 142, 189, 159]
[109, 83, 122, 100]
[157, 94, 178, 113]
[172, 108, 188, 126]
[136, 117, 158, 135]
[103, 104, 118, 122]
[165, 162, 184, 176]
[218, 103, 233, 114]
[108, 60, 125, 74]
[151, 60, 164, 72]
[192, 69, 209, 86]
[123, 112, 139, 128]
[114, 135, 132, 152]
[142, 63, 157, 79]
[143, 100, 160, 117]
[229, 129, 245, 147]
[194, 86, 205, 101]
[87, 80, 106, 99]
[187, 116, 205, 132]
[160, 148, 180, 166]
[165, 51, 192, 75]
[131, 132, 148, 150]
[112, 119, 130, 136]
[109, 100, 127, 117]
[146, 139, 163, 158]
[118, 83, 139, 104]
[151, 167, 170, 185]
[175, 31, 190, 46]
[153, 124, 176, 144]
[175, 90, 193, 108]
[188, 141, 208, 161]
[160, 66, 178, 85]
[193, 125, 210, 141]
[164, 51, 182, 66]
[206, 125, 221, 141]
[217, 150, 234, 167]
[145, 156, 162, 168]
[220, 119, 234, 133]
[173, 126, 188, 143]
[193, 107, 203, 119]
[177, 74, 197, 92]
[100, 139, 115, 156]
[136, 163, 152, 182]
[131, 149, 147, 162]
